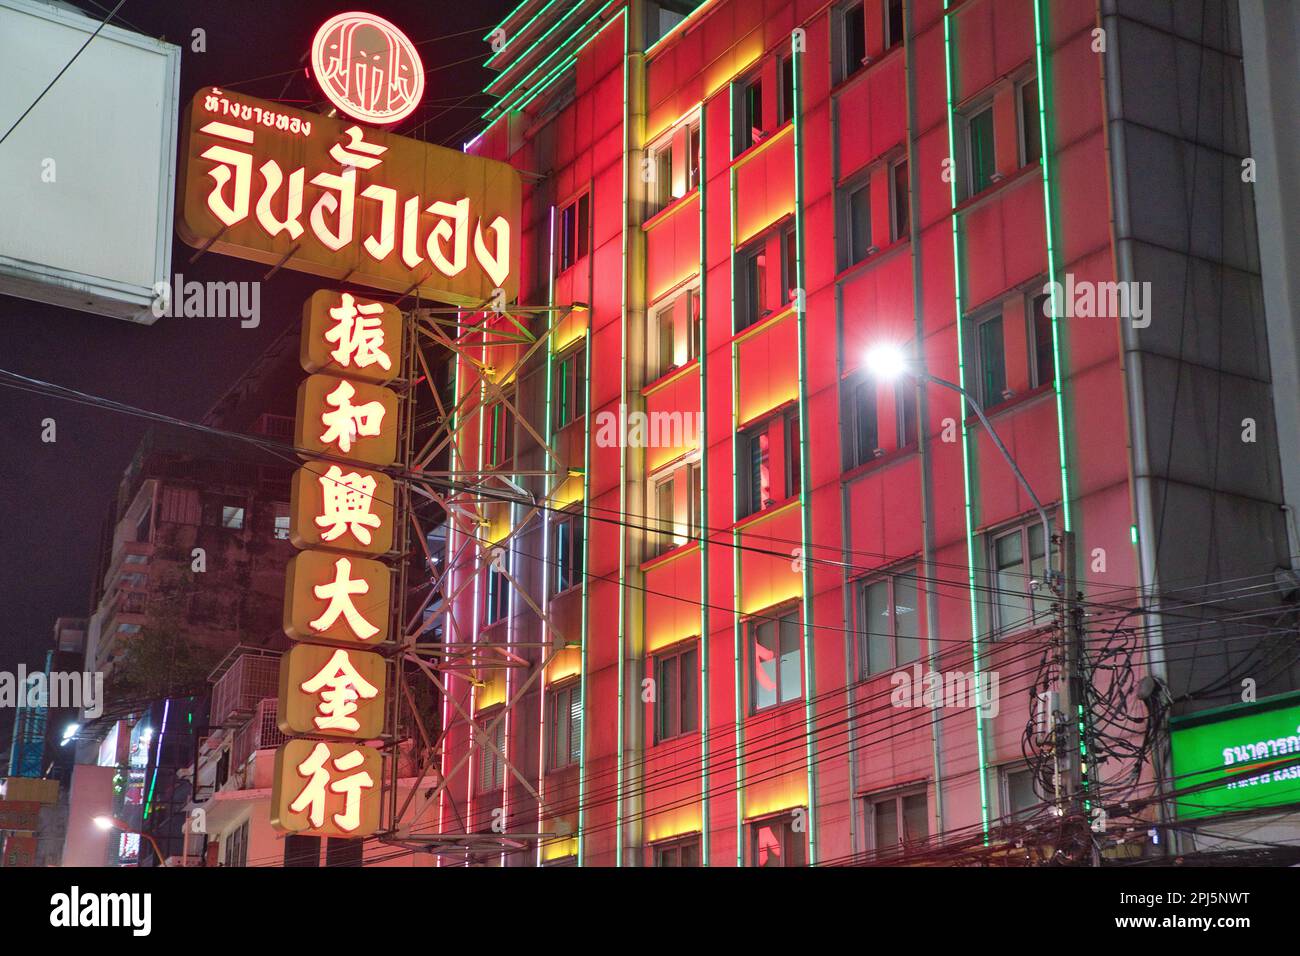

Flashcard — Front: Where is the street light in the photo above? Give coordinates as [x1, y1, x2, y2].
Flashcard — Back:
[93, 815, 168, 867]
[863, 344, 1060, 592]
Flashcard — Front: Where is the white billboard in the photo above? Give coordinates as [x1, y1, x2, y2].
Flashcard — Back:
[0, 0, 180, 322]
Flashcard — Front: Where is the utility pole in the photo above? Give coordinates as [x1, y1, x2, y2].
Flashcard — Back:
[1056, 530, 1099, 864]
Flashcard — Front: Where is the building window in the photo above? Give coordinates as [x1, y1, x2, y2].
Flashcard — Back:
[1018, 76, 1041, 168]
[885, 0, 904, 50]
[223, 821, 248, 867]
[554, 515, 584, 594]
[738, 412, 799, 517]
[890, 157, 909, 240]
[559, 193, 590, 272]
[652, 835, 701, 866]
[650, 286, 700, 380]
[652, 473, 677, 555]
[858, 567, 920, 675]
[325, 837, 363, 868]
[651, 138, 674, 212]
[896, 377, 918, 447]
[989, 521, 1050, 636]
[649, 120, 702, 215]
[688, 460, 703, 539]
[749, 813, 806, 867]
[547, 681, 581, 771]
[733, 72, 764, 155]
[1028, 290, 1055, 389]
[476, 711, 506, 793]
[867, 789, 928, 857]
[654, 641, 699, 742]
[974, 311, 1007, 408]
[1001, 765, 1038, 823]
[204, 496, 245, 529]
[484, 563, 509, 626]
[749, 610, 801, 712]
[835, 1, 867, 84]
[283, 833, 320, 867]
[486, 399, 514, 467]
[554, 346, 586, 428]
[842, 177, 872, 269]
[736, 241, 768, 330]
[778, 53, 796, 126]
[846, 376, 880, 468]
[781, 225, 798, 306]
[273, 507, 290, 541]
[963, 102, 997, 198]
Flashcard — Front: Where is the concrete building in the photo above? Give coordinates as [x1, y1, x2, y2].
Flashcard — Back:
[424, 0, 1300, 866]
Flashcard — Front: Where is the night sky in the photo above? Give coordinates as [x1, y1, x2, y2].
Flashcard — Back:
[0, 0, 513, 745]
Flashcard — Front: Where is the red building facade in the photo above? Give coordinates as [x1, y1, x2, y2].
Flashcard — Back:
[432, 0, 1294, 865]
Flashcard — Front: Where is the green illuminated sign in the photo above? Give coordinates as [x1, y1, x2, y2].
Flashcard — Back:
[1170, 691, 1300, 820]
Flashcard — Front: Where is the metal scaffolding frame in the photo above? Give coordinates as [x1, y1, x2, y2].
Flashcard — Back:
[377, 299, 586, 862]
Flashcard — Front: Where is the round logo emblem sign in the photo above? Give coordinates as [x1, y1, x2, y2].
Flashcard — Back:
[311, 12, 425, 125]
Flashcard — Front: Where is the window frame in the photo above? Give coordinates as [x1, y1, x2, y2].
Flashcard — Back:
[558, 192, 590, 273]
[652, 639, 700, 743]
[553, 513, 584, 595]
[865, 787, 929, 857]
[987, 519, 1052, 639]
[747, 607, 803, 714]
[834, 1, 868, 85]
[1000, 763, 1039, 823]
[554, 345, 587, 429]
[484, 561, 510, 627]
[1016, 74, 1042, 170]
[649, 283, 700, 381]
[546, 680, 582, 771]
[884, 0, 905, 51]
[972, 307, 1008, 409]
[856, 564, 922, 677]
[889, 155, 910, 241]
[1027, 288, 1055, 390]
[475, 709, 506, 794]
[733, 69, 765, 156]
[748, 811, 807, 867]
[651, 833, 702, 867]
[840, 173, 873, 270]
[961, 99, 998, 200]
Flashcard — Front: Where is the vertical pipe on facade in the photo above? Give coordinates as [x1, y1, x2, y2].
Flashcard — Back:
[468, 344, 488, 858]
[538, 205, 558, 867]
[903, 0, 947, 841]
[697, 99, 712, 865]
[438, 337, 462, 858]
[576, 322, 593, 863]
[1098, 0, 1171, 850]
[941, 0, 991, 838]
[612, 5, 632, 866]
[790, 31, 819, 866]
[727, 80, 745, 867]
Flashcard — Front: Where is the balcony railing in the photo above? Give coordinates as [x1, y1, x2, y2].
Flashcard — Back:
[230, 698, 287, 770]
[210, 650, 281, 727]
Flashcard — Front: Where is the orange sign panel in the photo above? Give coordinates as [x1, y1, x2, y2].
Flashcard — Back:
[271, 739, 382, 837]
[284, 549, 391, 645]
[278, 643, 387, 740]
[289, 463, 394, 555]
[301, 289, 403, 384]
[177, 87, 521, 306]
[294, 373, 398, 466]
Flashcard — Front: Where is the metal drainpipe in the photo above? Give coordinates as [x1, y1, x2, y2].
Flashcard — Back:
[1099, 0, 1172, 853]
[904, 0, 946, 841]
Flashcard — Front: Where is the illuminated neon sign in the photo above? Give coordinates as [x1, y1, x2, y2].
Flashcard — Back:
[178, 88, 521, 307]
[311, 12, 425, 126]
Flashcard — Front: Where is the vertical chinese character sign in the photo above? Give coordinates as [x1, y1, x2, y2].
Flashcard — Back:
[271, 289, 403, 839]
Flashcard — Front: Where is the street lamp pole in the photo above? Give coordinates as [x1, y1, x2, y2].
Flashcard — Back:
[93, 815, 168, 868]
[866, 345, 1091, 855]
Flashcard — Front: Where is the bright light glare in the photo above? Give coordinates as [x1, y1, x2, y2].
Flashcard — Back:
[865, 345, 908, 381]
[93, 815, 115, 831]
